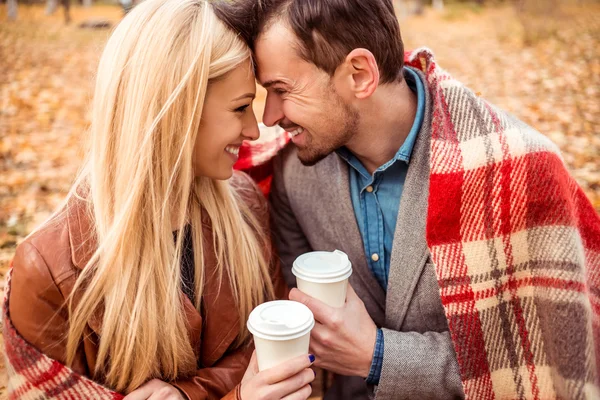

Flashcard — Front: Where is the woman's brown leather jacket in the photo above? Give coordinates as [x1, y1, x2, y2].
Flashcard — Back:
[8, 172, 288, 399]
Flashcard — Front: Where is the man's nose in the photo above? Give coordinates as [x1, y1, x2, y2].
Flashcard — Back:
[262, 92, 285, 127]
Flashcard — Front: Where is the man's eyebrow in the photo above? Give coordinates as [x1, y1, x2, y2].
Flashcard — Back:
[232, 93, 256, 101]
[261, 79, 288, 89]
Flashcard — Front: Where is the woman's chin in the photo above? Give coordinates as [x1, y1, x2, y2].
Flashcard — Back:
[197, 169, 234, 181]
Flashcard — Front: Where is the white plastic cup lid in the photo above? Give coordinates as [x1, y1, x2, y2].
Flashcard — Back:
[292, 250, 353, 283]
[247, 300, 315, 341]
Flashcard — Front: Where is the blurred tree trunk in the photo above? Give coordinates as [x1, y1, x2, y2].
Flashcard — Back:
[7, 0, 17, 20]
[414, 0, 424, 15]
[82, 0, 91, 7]
[433, 0, 444, 10]
[61, 0, 71, 23]
[45, 0, 58, 14]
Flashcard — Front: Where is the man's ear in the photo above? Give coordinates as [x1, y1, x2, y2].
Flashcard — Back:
[334, 48, 379, 100]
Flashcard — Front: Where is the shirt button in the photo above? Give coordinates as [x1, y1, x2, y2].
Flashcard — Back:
[371, 253, 379, 262]
[366, 185, 374, 193]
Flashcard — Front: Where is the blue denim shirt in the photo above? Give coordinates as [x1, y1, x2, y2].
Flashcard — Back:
[337, 67, 425, 385]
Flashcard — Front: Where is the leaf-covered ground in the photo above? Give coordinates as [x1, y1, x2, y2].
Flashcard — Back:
[1, 2, 599, 397]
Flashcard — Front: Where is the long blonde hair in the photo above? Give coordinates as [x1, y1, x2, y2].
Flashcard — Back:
[64, 0, 275, 392]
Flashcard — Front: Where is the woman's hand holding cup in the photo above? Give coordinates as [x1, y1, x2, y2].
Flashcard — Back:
[240, 351, 315, 400]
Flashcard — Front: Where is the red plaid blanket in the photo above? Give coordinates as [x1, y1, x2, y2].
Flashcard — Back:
[411, 48, 600, 399]
[235, 124, 290, 195]
[2, 269, 124, 399]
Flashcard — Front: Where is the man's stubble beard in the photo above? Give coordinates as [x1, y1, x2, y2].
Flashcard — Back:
[297, 89, 360, 167]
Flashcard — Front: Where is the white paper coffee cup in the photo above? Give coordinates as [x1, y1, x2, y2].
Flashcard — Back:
[247, 300, 315, 371]
[292, 250, 352, 308]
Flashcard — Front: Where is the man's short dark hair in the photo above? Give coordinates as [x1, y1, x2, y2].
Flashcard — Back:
[213, 0, 405, 84]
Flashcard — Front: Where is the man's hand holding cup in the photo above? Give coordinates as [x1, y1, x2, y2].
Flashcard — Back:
[289, 250, 378, 378]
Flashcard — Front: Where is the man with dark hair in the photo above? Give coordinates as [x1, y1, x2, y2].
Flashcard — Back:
[214, 1, 600, 399]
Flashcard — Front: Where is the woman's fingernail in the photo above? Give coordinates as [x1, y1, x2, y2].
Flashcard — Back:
[308, 354, 315, 363]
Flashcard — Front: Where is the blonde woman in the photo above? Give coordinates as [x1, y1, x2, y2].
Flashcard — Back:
[4, 0, 315, 399]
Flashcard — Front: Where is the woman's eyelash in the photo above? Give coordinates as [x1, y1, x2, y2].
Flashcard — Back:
[234, 104, 250, 113]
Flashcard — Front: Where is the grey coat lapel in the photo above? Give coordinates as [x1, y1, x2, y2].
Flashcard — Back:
[313, 156, 386, 325]
[385, 69, 433, 330]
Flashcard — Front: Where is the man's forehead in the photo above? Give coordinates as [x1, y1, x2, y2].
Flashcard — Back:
[255, 22, 301, 85]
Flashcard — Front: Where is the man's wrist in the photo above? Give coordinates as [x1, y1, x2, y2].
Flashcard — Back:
[366, 328, 384, 384]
